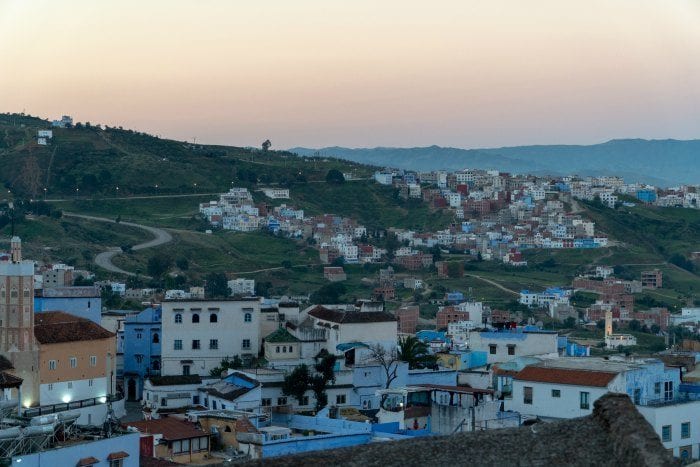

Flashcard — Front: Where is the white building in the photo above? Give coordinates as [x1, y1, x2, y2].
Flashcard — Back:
[306, 306, 397, 354]
[160, 299, 262, 377]
[468, 330, 559, 365]
[261, 188, 290, 199]
[228, 278, 255, 296]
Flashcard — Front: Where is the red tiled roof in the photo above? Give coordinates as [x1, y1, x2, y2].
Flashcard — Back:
[515, 366, 618, 387]
[124, 417, 208, 441]
[106, 451, 130, 460]
[77, 457, 99, 466]
[34, 311, 114, 344]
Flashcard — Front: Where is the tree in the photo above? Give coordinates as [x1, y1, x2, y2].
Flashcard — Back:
[176, 257, 189, 270]
[311, 352, 337, 411]
[628, 319, 641, 332]
[310, 282, 346, 304]
[325, 169, 345, 184]
[430, 245, 442, 262]
[398, 336, 436, 370]
[262, 139, 271, 152]
[596, 319, 605, 330]
[367, 344, 400, 389]
[209, 355, 244, 377]
[147, 254, 172, 278]
[282, 364, 312, 405]
[205, 272, 230, 298]
[563, 316, 577, 329]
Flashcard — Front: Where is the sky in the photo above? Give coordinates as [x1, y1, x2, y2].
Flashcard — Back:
[1, 0, 700, 149]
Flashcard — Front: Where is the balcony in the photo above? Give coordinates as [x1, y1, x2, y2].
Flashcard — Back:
[23, 393, 123, 418]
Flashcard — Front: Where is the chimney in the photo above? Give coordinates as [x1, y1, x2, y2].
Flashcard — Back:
[10, 236, 21, 263]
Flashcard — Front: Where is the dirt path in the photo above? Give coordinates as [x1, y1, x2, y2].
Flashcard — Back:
[464, 274, 519, 296]
[64, 213, 173, 276]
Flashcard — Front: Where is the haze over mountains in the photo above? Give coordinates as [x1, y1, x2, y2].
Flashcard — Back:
[290, 139, 700, 187]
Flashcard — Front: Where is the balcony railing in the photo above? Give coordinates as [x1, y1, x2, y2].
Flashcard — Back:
[23, 393, 123, 418]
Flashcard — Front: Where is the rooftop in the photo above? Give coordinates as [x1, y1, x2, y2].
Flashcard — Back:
[37, 286, 100, 298]
[147, 375, 203, 386]
[124, 417, 208, 442]
[265, 327, 300, 343]
[514, 366, 618, 387]
[34, 311, 114, 344]
[308, 306, 396, 324]
[242, 394, 677, 467]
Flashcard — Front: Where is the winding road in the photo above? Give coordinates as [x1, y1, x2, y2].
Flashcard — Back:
[64, 213, 173, 276]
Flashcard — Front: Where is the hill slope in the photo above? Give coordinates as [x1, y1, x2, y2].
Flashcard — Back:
[290, 139, 700, 186]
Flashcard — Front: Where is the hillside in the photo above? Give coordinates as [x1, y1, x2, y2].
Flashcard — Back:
[290, 139, 700, 186]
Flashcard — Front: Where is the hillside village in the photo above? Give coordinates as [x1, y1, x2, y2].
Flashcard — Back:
[0, 114, 699, 465]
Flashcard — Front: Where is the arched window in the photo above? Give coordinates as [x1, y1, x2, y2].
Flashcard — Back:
[244, 313, 252, 323]
[225, 425, 232, 432]
[210, 314, 218, 323]
[192, 314, 200, 323]
[152, 333, 160, 344]
[174, 313, 182, 324]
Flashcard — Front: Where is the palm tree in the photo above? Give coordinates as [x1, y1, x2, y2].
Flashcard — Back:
[398, 336, 436, 369]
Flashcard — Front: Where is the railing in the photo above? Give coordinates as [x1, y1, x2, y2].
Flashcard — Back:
[637, 393, 700, 407]
[23, 393, 123, 418]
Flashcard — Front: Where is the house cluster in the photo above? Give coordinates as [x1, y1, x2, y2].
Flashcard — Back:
[562, 175, 699, 209]
[109, 284, 700, 463]
[375, 168, 609, 265]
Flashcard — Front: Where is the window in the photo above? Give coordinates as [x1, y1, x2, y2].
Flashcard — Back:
[174, 313, 182, 324]
[182, 365, 191, 376]
[136, 333, 142, 339]
[70, 357, 77, 368]
[289, 346, 293, 352]
[336, 394, 346, 404]
[654, 382, 661, 395]
[192, 313, 200, 323]
[662, 425, 672, 442]
[212, 400, 217, 410]
[209, 339, 218, 350]
[277, 397, 287, 406]
[507, 344, 516, 356]
[242, 339, 251, 350]
[210, 313, 218, 323]
[192, 340, 201, 350]
[262, 398, 272, 406]
[244, 313, 252, 323]
[48, 360, 57, 370]
[135, 354, 143, 364]
[681, 422, 690, 439]
[152, 333, 159, 344]
[90, 355, 97, 367]
[301, 396, 309, 406]
[109, 460, 124, 467]
[551, 389, 561, 398]
[282, 346, 287, 353]
[580, 391, 590, 410]
[489, 344, 497, 355]
[523, 386, 533, 404]
[174, 339, 183, 350]
[88, 379, 94, 387]
[48, 383, 53, 391]
[664, 381, 673, 401]
[276, 346, 280, 353]
[633, 389, 641, 405]
[67, 381, 73, 389]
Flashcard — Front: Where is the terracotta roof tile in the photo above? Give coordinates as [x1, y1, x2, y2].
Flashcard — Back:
[124, 417, 208, 441]
[34, 311, 114, 344]
[514, 366, 618, 387]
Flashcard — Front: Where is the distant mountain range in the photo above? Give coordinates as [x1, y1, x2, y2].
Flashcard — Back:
[290, 139, 700, 186]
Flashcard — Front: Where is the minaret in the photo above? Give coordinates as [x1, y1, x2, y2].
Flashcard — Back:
[604, 310, 613, 337]
[0, 236, 39, 408]
[10, 236, 21, 263]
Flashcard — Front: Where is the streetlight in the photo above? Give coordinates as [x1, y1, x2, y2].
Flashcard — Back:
[75, 188, 79, 199]
[43, 187, 47, 201]
[193, 182, 198, 193]
[116, 186, 120, 197]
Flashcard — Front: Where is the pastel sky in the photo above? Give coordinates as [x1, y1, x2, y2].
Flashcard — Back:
[1, 0, 699, 149]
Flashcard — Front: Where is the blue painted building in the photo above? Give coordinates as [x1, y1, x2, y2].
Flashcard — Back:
[34, 286, 101, 323]
[11, 431, 139, 466]
[636, 189, 657, 204]
[123, 306, 162, 401]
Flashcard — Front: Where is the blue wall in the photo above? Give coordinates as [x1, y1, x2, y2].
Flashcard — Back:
[35, 296, 101, 323]
[123, 306, 162, 399]
[11, 432, 139, 466]
[408, 369, 458, 386]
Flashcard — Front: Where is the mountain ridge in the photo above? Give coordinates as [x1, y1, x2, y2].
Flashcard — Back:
[290, 138, 700, 186]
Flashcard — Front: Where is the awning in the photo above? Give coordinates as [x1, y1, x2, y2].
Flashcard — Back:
[336, 342, 369, 352]
[107, 451, 130, 460]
